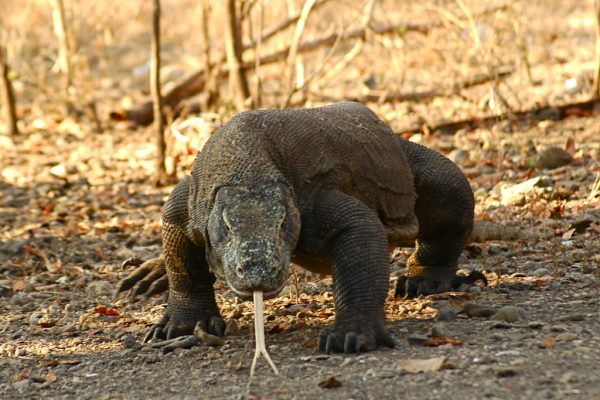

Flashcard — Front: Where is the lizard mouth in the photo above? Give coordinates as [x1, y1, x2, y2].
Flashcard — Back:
[227, 279, 287, 300]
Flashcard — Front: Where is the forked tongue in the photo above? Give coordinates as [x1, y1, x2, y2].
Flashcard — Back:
[250, 290, 279, 376]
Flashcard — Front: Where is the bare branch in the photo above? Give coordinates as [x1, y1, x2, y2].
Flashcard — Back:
[282, 0, 318, 106]
[150, 0, 169, 184]
[0, 47, 18, 136]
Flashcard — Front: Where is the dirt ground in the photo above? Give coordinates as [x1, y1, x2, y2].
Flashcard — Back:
[1, 1, 599, 399]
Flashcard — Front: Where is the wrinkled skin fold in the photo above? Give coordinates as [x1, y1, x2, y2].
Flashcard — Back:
[116, 102, 476, 353]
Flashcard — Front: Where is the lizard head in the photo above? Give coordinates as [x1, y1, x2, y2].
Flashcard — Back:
[206, 183, 300, 300]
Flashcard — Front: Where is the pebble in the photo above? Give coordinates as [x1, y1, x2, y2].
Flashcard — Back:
[535, 147, 572, 170]
[555, 332, 578, 342]
[407, 333, 430, 346]
[12, 379, 30, 390]
[496, 367, 518, 377]
[431, 323, 451, 338]
[462, 302, 498, 318]
[0, 285, 13, 298]
[490, 306, 526, 323]
[436, 306, 458, 322]
[531, 268, 551, 277]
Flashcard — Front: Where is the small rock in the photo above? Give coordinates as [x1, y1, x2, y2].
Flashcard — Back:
[448, 149, 470, 165]
[555, 332, 578, 342]
[85, 280, 113, 296]
[536, 147, 572, 170]
[407, 333, 430, 346]
[468, 285, 482, 294]
[499, 177, 549, 206]
[461, 302, 498, 318]
[14, 348, 27, 357]
[431, 323, 451, 338]
[435, 306, 458, 322]
[224, 319, 240, 336]
[490, 306, 526, 323]
[495, 367, 518, 377]
[531, 268, 551, 277]
[122, 335, 142, 350]
[12, 379, 30, 390]
[194, 327, 224, 347]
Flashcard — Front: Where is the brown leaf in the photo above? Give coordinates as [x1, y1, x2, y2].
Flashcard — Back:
[543, 337, 556, 348]
[318, 375, 343, 389]
[11, 279, 28, 292]
[94, 305, 120, 317]
[24, 244, 41, 257]
[398, 356, 447, 373]
[267, 322, 291, 335]
[591, 221, 600, 234]
[301, 338, 317, 349]
[226, 361, 243, 371]
[94, 247, 105, 259]
[562, 228, 576, 239]
[424, 336, 463, 347]
[564, 137, 576, 156]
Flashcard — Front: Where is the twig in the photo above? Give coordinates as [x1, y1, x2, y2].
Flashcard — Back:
[0, 47, 18, 136]
[318, 0, 377, 88]
[253, 0, 264, 107]
[150, 0, 168, 184]
[225, 0, 252, 110]
[455, 0, 513, 116]
[282, 0, 318, 107]
[593, 0, 600, 98]
[244, 0, 331, 50]
[49, 0, 72, 93]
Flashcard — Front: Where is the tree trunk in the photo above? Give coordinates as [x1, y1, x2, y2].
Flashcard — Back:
[593, 0, 600, 98]
[225, 0, 252, 110]
[49, 0, 72, 93]
[150, 0, 169, 185]
[0, 47, 18, 136]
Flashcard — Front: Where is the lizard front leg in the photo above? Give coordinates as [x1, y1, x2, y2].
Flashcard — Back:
[146, 177, 225, 341]
[298, 190, 396, 353]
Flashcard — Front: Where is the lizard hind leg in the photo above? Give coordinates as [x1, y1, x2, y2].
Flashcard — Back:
[394, 229, 487, 298]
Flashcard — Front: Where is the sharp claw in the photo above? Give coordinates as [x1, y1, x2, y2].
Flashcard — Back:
[325, 333, 335, 354]
[343, 332, 355, 353]
[318, 333, 327, 352]
[146, 276, 168, 297]
[209, 317, 224, 337]
[394, 276, 408, 297]
[355, 334, 367, 353]
[121, 257, 144, 269]
[166, 325, 177, 340]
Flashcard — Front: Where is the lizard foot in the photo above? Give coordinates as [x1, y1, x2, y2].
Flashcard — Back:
[114, 257, 168, 301]
[394, 270, 487, 298]
[144, 290, 225, 342]
[318, 318, 395, 353]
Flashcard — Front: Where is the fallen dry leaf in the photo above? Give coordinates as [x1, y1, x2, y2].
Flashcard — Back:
[318, 375, 343, 389]
[11, 279, 28, 292]
[94, 306, 120, 317]
[398, 356, 447, 373]
[543, 337, 556, 348]
[424, 336, 463, 347]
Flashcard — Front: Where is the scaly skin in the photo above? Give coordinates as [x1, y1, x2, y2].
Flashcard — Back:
[116, 102, 480, 352]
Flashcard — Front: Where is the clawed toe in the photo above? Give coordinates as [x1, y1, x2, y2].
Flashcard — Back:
[394, 270, 488, 298]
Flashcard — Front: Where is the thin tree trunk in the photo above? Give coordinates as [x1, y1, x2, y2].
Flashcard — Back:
[150, 0, 168, 185]
[49, 0, 72, 93]
[225, 0, 252, 110]
[593, 0, 600, 98]
[0, 47, 18, 136]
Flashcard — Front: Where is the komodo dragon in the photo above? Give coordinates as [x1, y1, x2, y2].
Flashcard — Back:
[116, 102, 519, 353]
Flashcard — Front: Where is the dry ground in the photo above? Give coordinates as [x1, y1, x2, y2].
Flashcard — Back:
[0, 1, 599, 399]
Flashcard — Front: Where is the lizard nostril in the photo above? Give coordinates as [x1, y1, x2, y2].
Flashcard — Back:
[236, 264, 245, 279]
